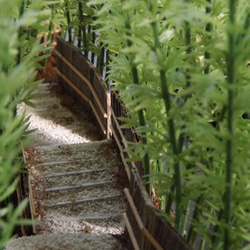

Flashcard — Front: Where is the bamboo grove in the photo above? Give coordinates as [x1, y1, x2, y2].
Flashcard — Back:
[1, 0, 250, 249]
[85, 0, 250, 249]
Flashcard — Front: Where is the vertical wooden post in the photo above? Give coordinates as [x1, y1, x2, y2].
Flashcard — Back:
[106, 91, 111, 139]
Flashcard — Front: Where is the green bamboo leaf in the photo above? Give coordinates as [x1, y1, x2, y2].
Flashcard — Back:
[0, 179, 18, 202]
[15, 219, 35, 226]
[12, 199, 28, 220]
[0, 208, 9, 218]
[23, 99, 36, 108]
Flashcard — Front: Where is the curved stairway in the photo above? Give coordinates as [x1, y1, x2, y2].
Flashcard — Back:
[6, 83, 128, 250]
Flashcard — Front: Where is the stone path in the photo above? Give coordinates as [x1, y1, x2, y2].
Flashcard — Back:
[6, 83, 128, 249]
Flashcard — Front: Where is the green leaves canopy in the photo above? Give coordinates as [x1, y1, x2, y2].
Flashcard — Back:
[88, 0, 250, 249]
[0, 0, 58, 248]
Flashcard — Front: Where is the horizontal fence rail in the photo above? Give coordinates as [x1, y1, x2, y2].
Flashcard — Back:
[55, 37, 192, 250]
[56, 36, 109, 137]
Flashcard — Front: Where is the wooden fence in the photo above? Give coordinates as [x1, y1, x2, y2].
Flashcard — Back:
[55, 36, 109, 138]
[55, 37, 192, 250]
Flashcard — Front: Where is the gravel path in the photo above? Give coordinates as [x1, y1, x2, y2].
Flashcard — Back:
[6, 83, 128, 249]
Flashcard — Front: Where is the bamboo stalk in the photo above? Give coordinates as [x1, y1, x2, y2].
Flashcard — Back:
[97, 43, 104, 73]
[78, 0, 83, 49]
[185, 0, 213, 244]
[64, 0, 72, 43]
[199, 236, 206, 250]
[83, 21, 88, 56]
[176, 0, 194, 155]
[43, 3, 56, 71]
[124, 12, 151, 195]
[177, 19, 191, 153]
[86, 24, 91, 55]
[47, 3, 55, 45]
[186, 196, 203, 246]
[180, 201, 190, 237]
[91, 25, 96, 63]
[101, 46, 105, 74]
[149, 5, 182, 230]
[214, 8, 249, 250]
[204, 0, 212, 74]
[224, 0, 236, 249]
[16, 0, 25, 66]
[211, 207, 223, 247]
[165, 186, 174, 214]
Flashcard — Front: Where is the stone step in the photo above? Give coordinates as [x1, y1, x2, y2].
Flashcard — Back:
[43, 183, 123, 203]
[39, 195, 126, 234]
[40, 218, 125, 234]
[42, 216, 124, 234]
[42, 171, 113, 188]
[44, 168, 107, 178]
[42, 194, 125, 217]
[43, 193, 123, 207]
[30, 140, 119, 163]
[46, 214, 122, 222]
[5, 233, 126, 250]
[43, 180, 113, 192]
[32, 161, 106, 175]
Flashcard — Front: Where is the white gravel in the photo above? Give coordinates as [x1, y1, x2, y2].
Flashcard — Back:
[5, 233, 125, 250]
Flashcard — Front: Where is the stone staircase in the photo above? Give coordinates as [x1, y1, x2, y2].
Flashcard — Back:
[6, 83, 128, 249]
[28, 141, 126, 235]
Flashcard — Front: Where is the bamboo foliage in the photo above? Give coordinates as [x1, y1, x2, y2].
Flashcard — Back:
[57, 0, 98, 58]
[0, 0, 58, 248]
[87, 0, 250, 249]
[123, 10, 151, 194]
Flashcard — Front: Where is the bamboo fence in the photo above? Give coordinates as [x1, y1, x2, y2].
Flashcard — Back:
[55, 37, 192, 250]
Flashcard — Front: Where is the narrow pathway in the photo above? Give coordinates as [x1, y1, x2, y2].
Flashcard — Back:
[6, 83, 128, 249]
